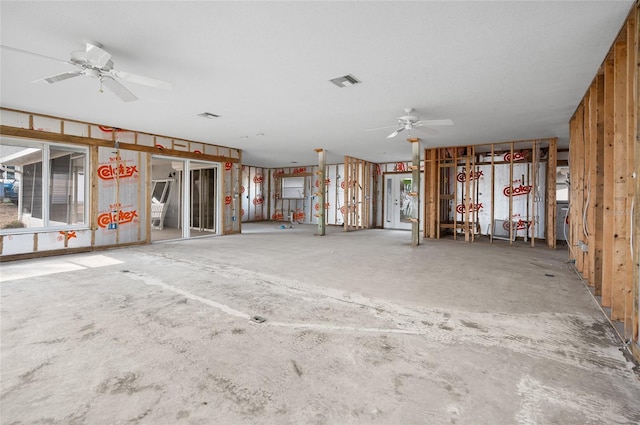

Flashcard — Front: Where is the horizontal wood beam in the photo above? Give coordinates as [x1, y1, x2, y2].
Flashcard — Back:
[0, 125, 239, 163]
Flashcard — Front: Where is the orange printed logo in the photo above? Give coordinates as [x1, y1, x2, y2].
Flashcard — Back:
[456, 203, 484, 214]
[98, 164, 138, 180]
[97, 210, 138, 228]
[503, 151, 528, 162]
[456, 168, 484, 182]
[503, 219, 531, 231]
[57, 230, 77, 241]
[503, 184, 532, 197]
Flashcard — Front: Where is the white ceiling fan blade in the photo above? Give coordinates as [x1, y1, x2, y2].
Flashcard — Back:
[414, 126, 440, 136]
[366, 124, 399, 132]
[1, 44, 72, 65]
[101, 76, 138, 102]
[110, 70, 173, 90]
[33, 71, 82, 84]
[84, 42, 111, 68]
[387, 127, 404, 138]
[417, 119, 454, 127]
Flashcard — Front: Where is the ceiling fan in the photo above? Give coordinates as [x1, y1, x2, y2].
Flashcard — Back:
[1, 41, 172, 102]
[368, 108, 453, 138]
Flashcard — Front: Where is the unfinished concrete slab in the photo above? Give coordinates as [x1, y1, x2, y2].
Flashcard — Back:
[1, 223, 639, 424]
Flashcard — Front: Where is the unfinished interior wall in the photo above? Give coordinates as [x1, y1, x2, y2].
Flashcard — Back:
[424, 139, 556, 246]
[240, 165, 268, 222]
[94, 146, 147, 246]
[269, 166, 314, 224]
[0, 108, 241, 259]
[567, 3, 639, 360]
[265, 160, 376, 229]
[223, 161, 242, 234]
[343, 156, 375, 231]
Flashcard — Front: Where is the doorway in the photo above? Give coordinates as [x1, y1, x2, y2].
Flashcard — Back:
[150, 157, 220, 241]
[190, 165, 216, 233]
[384, 173, 414, 230]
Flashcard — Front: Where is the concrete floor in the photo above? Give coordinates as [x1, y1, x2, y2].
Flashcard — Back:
[1, 222, 639, 425]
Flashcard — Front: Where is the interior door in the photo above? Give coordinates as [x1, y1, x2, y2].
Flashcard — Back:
[384, 173, 413, 230]
[190, 167, 216, 232]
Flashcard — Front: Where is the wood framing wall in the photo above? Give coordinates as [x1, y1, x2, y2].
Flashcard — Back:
[568, 2, 639, 360]
[423, 138, 557, 247]
[343, 156, 374, 231]
[0, 108, 242, 259]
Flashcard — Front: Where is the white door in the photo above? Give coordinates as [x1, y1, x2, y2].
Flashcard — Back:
[384, 173, 414, 230]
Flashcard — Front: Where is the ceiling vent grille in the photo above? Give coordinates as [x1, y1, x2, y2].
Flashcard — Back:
[198, 112, 220, 119]
[329, 74, 360, 88]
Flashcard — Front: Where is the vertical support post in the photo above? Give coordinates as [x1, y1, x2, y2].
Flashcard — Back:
[343, 156, 349, 231]
[603, 56, 615, 308]
[594, 73, 605, 296]
[490, 144, 495, 244]
[436, 149, 442, 239]
[464, 155, 471, 242]
[90, 145, 99, 247]
[509, 142, 514, 244]
[531, 140, 537, 248]
[145, 151, 151, 244]
[575, 104, 585, 274]
[612, 37, 628, 322]
[453, 148, 458, 241]
[409, 138, 420, 246]
[425, 148, 438, 238]
[631, 3, 639, 353]
[316, 148, 326, 236]
[546, 138, 557, 248]
[626, 7, 637, 342]
[588, 83, 598, 287]
[471, 146, 476, 242]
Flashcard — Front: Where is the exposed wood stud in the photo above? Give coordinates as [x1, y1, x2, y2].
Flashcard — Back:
[594, 74, 605, 296]
[509, 142, 514, 245]
[611, 38, 628, 322]
[602, 56, 615, 308]
[490, 143, 495, 244]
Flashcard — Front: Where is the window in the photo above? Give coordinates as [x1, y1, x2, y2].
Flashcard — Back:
[280, 176, 305, 199]
[0, 139, 88, 231]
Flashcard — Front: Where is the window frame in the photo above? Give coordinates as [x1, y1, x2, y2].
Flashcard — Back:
[0, 138, 90, 234]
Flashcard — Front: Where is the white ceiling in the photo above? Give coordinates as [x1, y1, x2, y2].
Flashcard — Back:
[0, 1, 634, 167]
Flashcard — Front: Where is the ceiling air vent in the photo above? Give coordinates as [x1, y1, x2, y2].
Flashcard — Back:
[329, 74, 360, 88]
[198, 112, 220, 119]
